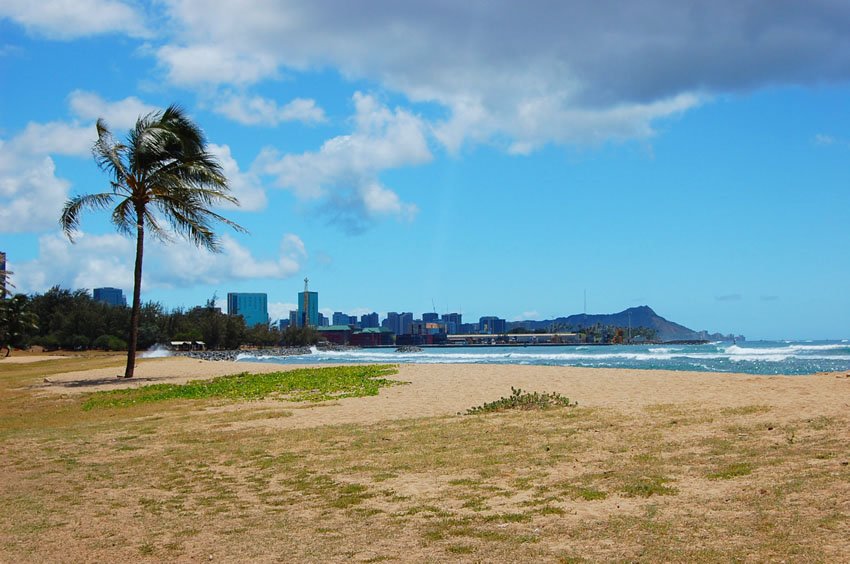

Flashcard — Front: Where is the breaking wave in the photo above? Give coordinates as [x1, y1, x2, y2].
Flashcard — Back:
[236, 340, 850, 375]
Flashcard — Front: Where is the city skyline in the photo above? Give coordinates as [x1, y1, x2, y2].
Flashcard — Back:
[2, 4, 850, 340]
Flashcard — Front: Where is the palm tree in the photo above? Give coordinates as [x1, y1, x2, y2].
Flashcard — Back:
[61, 105, 245, 378]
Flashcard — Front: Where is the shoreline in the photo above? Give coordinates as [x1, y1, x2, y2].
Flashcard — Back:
[33, 357, 850, 430]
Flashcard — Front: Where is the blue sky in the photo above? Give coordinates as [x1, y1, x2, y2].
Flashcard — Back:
[1, 2, 849, 340]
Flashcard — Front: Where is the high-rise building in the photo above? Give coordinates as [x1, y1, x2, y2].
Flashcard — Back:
[332, 311, 349, 326]
[423, 312, 439, 324]
[399, 312, 413, 335]
[384, 312, 400, 334]
[93, 287, 127, 307]
[361, 312, 379, 328]
[289, 310, 298, 326]
[479, 316, 506, 334]
[278, 319, 290, 331]
[297, 290, 319, 327]
[227, 292, 269, 327]
[0, 251, 6, 299]
[442, 312, 463, 334]
[318, 313, 329, 326]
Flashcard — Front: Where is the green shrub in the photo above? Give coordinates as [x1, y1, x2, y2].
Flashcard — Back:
[92, 334, 128, 351]
[464, 387, 576, 415]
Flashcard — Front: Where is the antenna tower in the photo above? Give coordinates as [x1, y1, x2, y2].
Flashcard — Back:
[303, 277, 310, 327]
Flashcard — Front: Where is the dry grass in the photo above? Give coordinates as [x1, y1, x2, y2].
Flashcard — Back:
[1, 357, 849, 562]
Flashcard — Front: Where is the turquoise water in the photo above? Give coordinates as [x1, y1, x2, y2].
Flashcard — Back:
[237, 340, 850, 375]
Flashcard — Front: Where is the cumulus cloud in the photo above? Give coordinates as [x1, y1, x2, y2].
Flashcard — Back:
[13, 232, 134, 292]
[157, 44, 279, 86]
[68, 90, 159, 130]
[14, 231, 307, 293]
[255, 92, 428, 230]
[207, 144, 267, 211]
[0, 0, 148, 39]
[0, 137, 75, 233]
[213, 93, 326, 126]
[268, 302, 298, 323]
[153, 1, 850, 150]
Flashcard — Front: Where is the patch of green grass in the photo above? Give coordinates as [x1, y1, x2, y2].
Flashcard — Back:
[570, 486, 608, 501]
[82, 365, 401, 410]
[447, 544, 476, 554]
[464, 387, 576, 415]
[621, 476, 677, 497]
[721, 405, 772, 416]
[707, 462, 753, 480]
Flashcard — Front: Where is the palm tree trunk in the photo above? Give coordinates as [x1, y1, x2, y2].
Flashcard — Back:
[124, 214, 145, 378]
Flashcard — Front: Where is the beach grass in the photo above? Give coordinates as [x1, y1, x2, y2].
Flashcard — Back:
[1, 356, 848, 561]
[81, 364, 400, 410]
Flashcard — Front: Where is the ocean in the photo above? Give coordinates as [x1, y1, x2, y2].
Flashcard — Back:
[236, 340, 850, 376]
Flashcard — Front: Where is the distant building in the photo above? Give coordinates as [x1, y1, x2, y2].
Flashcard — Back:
[442, 313, 463, 334]
[317, 325, 352, 345]
[399, 312, 413, 335]
[479, 316, 506, 334]
[297, 290, 319, 327]
[278, 319, 290, 331]
[351, 327, 394, 346]
[318, 313, 329, 327]
[384, 312, 400, 334]
[227, 292, 269, 327]
[332, 311, 349, 326]
[360, 312, 380, 328]
[93, 287, 127, 307]
[289, 310, 298, 327]
[459, 323, 477, 335]
[422, 312, 439, 324]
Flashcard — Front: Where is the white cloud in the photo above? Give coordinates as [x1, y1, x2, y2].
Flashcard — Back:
[213, 93, 326, 126]
[10, 121, 94, 157]
[13, 232, 134, 292]
[207, 144, 267, 211]
[255, 92, 429, 229]
[0, 144, 70, 233]
[153, 233, 306, 286]
[13, 231, 307, 294]
[152, 2, 850, 151]
[268, 302, 298, 323]
[68, 90, 159, 130]
[157, 44, 279, 86]
[0, 0, 148, 39]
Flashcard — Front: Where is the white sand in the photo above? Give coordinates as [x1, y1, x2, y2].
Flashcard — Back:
[37, 357, 850, 429]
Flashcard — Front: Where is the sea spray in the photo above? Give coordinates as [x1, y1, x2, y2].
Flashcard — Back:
[140, 344, 172, 358]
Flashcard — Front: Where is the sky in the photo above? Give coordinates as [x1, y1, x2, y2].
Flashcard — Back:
[1, 1, 849, 340]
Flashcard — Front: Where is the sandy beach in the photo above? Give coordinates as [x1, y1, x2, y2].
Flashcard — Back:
[4, 355, 849, 562]
[37, 356, 850, 428]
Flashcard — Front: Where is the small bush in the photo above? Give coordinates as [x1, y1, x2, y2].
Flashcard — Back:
[92, 334, 128, 351]
[464, 387, 576, 415]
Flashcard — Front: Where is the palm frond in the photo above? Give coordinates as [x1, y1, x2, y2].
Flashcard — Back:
[60, 193, 116, 240]
[93, 119, 130, 188]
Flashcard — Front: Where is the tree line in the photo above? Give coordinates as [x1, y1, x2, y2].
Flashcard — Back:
[0, 286, 319, 353]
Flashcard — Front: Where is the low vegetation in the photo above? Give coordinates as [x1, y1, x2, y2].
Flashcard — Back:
[82, 364, 400, 410]
[464, 386, 576, 414]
